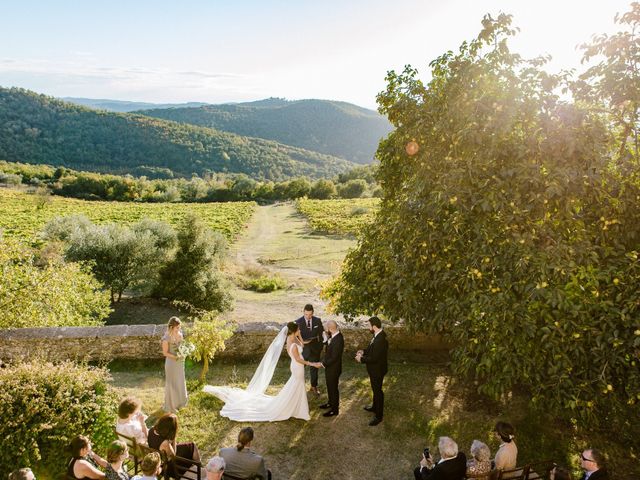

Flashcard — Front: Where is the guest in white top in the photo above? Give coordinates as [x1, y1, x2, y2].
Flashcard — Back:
[493, 421, 518, 472]
[131, 452, 162, 480]
[115, 397, 148, 445]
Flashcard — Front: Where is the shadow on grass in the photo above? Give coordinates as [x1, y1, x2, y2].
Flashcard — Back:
[107, 356, 638, 480]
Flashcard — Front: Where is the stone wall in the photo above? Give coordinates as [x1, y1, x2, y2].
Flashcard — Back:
[0, 322, 450, 362]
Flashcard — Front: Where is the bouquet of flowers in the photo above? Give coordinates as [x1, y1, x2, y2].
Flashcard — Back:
[176, 341, 196, 361]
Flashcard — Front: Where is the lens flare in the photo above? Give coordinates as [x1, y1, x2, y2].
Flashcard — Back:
[405, 141, 419, 156]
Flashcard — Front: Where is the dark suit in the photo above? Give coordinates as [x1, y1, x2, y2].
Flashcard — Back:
[296, 315, 323, 388]
[361, 329, 388, 419]
[322, 331, 344, 414]
[414, 452, 467, 480]
[580, 469, 609, 480]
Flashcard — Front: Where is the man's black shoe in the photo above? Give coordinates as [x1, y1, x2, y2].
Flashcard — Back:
[323, 410, 338, 417]
[368, 417, 382, 426]
[318, 403, 332, 409]
[363, 405, 375, 412]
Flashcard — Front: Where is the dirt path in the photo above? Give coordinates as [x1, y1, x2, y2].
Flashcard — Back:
[222, 203, 357, 324]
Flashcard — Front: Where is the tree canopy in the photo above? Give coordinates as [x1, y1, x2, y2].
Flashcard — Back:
[324, 9, 640, 437]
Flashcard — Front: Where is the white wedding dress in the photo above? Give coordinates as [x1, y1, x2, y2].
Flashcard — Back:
[203, 327, 310, 421]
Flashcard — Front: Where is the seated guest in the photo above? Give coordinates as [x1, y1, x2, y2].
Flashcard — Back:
[466, 440, 491, 480]
[414, 436, 467, 480]
[493, 421, 518, 472]
[116, 397, 148, 446]
[551, 466, 573, 480]
[205, 456, 226, 480]
[8, 468, 35, 480]
[67, 435, 108, 480]
[131, 452, 162, 480]
[105, 440, 130, 480]
[220, 427, 271, 480]
[147, 413, 200, 479]
[580, 449, 608, 480]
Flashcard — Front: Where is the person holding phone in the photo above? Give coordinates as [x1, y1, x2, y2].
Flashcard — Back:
[413, 437, 467, 480]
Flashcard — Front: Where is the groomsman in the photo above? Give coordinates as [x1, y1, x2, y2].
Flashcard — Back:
[295, 304, 323, 395]
[356, 316, 389, 426]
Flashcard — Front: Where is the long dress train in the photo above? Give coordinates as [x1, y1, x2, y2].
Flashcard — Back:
[203, 327, 310, 422]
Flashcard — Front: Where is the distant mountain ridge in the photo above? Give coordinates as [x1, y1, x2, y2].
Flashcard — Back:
[62, 97, 209, 113]
[136, 98, 393, 164]
[0, 88, 356, 181]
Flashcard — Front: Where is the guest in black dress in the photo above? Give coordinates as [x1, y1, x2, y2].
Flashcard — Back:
[148, 413, 200, 478]
[67, 435, 107, 480]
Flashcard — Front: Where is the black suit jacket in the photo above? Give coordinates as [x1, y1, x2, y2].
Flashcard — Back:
[296, 315, 323, 356]
[417, 452, 467, 480]
[580, 469, 609, 480]
[361, 329, 389, 378]
[322, 331, 344, 376]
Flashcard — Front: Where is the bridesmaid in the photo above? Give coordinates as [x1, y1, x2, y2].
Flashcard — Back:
[162, 317, 188, 413]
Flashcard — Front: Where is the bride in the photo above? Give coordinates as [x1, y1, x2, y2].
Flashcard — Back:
[203, 322, 313, 421]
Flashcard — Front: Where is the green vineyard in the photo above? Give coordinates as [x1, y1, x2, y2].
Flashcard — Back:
[0, 188, 255, 242]
[296, 197, 379, 235]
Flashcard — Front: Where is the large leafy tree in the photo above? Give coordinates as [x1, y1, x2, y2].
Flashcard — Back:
[325, 12, 640, 433]
[574, 2, 640, 160]
[44, 216, 177, 302]
[155, 214, 233, 312]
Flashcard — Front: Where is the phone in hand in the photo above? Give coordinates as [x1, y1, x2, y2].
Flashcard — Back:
[423, 448, 430, 459]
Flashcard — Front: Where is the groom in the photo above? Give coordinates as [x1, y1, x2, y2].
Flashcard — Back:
[295, 304, 323, 395]
[356, 316, 388, 426]
[318, 320, 344, 417]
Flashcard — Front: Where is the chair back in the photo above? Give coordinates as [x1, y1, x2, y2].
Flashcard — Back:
[172, 453, 202, 480]
[524, 460, 557, 480]
[494, 465, 528, 480]
[113, 426, 142, 474]
[221, 473, 254, 480]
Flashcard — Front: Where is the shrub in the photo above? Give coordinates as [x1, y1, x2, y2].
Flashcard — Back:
[350, 206, 370, 216]
[182, 307, 235, 381]
[247, 274, 287, 292]
[0, 361, 116, 477]
[0, 172, 22, 185]
[337, 179, 367, 198]
[0, 239, 111, 328]
[310, 179, 337, 199]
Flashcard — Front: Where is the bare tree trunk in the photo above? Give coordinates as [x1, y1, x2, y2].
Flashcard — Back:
[200, 357, 209, 382]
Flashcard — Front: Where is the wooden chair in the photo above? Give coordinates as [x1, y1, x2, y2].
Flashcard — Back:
[156, 449, 202, 480]
[493, 465, 528, 480]
[113, 427, 143, 474]
[524, 460, 557, 479]
[172, 453, 202, 480]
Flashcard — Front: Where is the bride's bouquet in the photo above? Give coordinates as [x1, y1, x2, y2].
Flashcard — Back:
[176, 341, 196, 361]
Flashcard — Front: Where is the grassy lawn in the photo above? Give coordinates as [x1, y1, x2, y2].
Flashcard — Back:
[107, 355, 638, 480]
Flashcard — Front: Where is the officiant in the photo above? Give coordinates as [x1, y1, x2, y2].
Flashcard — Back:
[295, 304, 323, 395]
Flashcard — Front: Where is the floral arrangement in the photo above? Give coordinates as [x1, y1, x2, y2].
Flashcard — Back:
[176, 341, 196, 361]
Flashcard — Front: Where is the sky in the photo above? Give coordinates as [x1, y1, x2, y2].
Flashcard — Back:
[0, 0, 633, 109]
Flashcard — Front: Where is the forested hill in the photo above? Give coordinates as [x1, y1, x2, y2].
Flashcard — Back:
[0, 88, 356, 180]
[136, 98, 393, 164]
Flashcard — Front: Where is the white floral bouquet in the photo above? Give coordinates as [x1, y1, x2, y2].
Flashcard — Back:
[176, 341, 196, 361]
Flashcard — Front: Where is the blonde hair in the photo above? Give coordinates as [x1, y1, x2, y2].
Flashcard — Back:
[167, 316, 182, 341]
[106, 439, 128, 463]
[141, 452, 162, 476]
